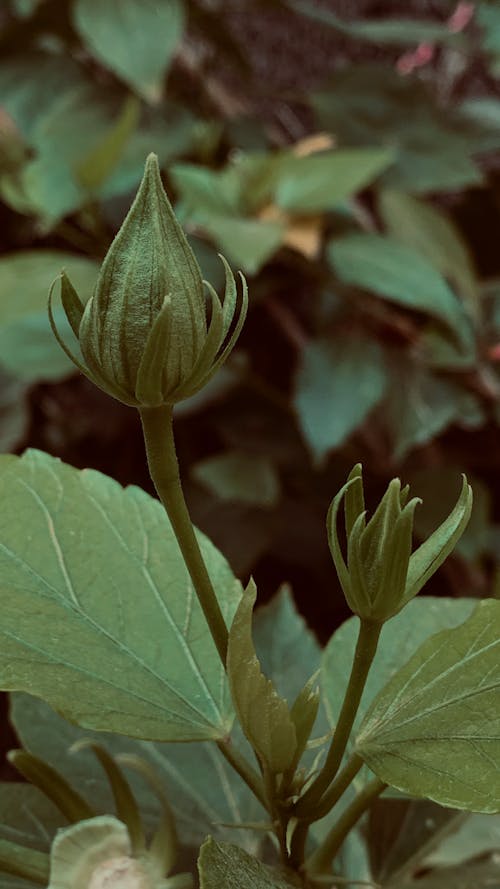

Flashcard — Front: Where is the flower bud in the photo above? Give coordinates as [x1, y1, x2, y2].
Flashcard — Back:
[49, 153, 247, 408]
[327, 464, 472, 622]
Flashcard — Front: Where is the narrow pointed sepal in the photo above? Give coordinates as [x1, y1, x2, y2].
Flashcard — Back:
[404, 475, 472, 604]
[8, 750, 94, 823]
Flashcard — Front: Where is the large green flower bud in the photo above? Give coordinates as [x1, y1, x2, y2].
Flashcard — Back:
[49, 153, 247, 408]
[327, 465, 472, 622]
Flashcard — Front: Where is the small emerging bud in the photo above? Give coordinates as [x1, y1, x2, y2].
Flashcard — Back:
[327, 465, 472, 622]
[49, 153, 247, 408]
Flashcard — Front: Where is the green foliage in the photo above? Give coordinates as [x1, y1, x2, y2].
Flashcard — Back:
[0, 251, 98, 381]
[227, 580, 297, 774]
[356, 600, 500, 812]
[1, 4, 500, 888]
[73, 0, 185, 103]
[294, 335, 388, 462]
[198, 838, 299, 889]
[0, 449, 241, 741]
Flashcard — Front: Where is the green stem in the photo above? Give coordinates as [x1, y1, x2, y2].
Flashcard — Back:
[262, 766, 289, 866]
[289, 754, 363, 869]
[216, 738, 269, 811]
[294, 619, 381, 819]
[139, 405, 228, 666]
[311, 752, 364, 822]
[306, 777, 387, 877]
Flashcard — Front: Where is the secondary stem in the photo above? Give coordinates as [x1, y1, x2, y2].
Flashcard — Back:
[289, 754, 363, 868]
[294, 619, 382, 819]
[305, 777, 387, 877]
[216, 738, 268, 811]
[139, 404, 228, 666]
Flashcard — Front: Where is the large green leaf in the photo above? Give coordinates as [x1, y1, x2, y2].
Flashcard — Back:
[356, 600, 500, 812]
[74, 0, 185, 102]
[322, 597, 476, 790]
[9, 590, 319, 853]
[329, 234, 472, 345]
[0, 251, 98, 382]
[198, 838, 299, 889]
[294, 335, 388, 462]
[274, 147, 393, 212]
[0, 450, 241, 741]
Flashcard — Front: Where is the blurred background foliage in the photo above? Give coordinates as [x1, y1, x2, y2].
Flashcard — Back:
[1, 0, 500, 642]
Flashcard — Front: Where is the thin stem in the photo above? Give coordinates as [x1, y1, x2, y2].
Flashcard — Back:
[216, 738, 268, 812]
[289, 753, 363, 869]
[306, 777, 387, 877]
[139, 405, 228, 666]
[263, 765, 289, 866]
[311, 752, 364, 823]
[294, 619, 382, 819]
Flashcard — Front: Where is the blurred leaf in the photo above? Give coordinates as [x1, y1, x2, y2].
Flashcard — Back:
[74, 0, 185, 102]
[401, 859, 500, 889]
[478, 3, 500, 76]
[254, 587, 321, 705]
[313, 66, 482, 192]
[367, 797, 462, 884]
[0, 371, 30, 451]
[0, 250, 98, 382]
[192, 450, 280, 507]
[75, 94, 140, 191]
[425, 812, 500, 867]
[406, 467, 492, 560]
[383, 360, 483, 461]
[287, 2, 461, 46]
[459, 98, 500, 152]
[0, 449, 241, 741]
[356, 600, 500, 813]
[0, 50, 196, 224]
[329, 234, 472, 345]
[274, 147, 394, 212]
[0, 52, 85, 142]
[11, 0, 43, 15]
[203, 216, 286, 275]
[294, 335, 388, 463]
[18, 81, 196, 225]
[0, 783, 64, 851]
[322, 598, 476, 791]
[0, 783, 64, 889]
[198, 837, 298, 889]
[171, 163, 244, 217]
[378, 190, 478, 309]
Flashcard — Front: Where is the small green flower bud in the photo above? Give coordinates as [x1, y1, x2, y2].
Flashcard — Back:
[327, 465, 472, 622]
[49, 153, 247, 408]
